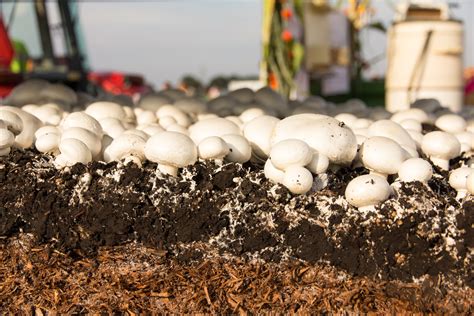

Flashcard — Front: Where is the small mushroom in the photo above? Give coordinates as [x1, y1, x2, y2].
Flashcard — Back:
[397, 158, 433, 183]
[243, 115, 280, 160]
[345, 174, 391, 211]
[359, 136, 406, 178]
[435, 114, 466, 134]
[466, 172, 473, 196]
[61, 112, 103, 137]
[104, 133, 146, 166]
[144, 131, 197, 176]
[421, 131, 461, 170]
[35, 132, 61, 154]
[0, 129, 15, 156]
[197, 136, 229, 162]
[189, 117, 241, 144]
[55, 138, 92, 168]
[282, 166, 313, 194]
[61, 127, 102, 159]
[221, 134, 252, 163]
[156, 105, 191, 127]
[269, 139, 313, 170]
[449, 167, 474, 199]
[239, 107, 266, 123]
[85, 101, 127, 121]
[159, 115, 178, 129]
[264, 159, 284, 184]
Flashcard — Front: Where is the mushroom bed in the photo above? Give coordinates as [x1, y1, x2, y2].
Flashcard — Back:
[0, 148, 472, 313]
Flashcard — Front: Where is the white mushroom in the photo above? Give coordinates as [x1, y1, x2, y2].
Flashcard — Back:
[345, 174, 391, 211]
[239, 108, 266, 123]
[243, 115, 280, 160]
[466, 172, 474, 195]
[61, 127, 102, 159]
[35, 126, 61, 139]
[61, 112, 103, 137]
[35, 132, 61, 154]
[197, 136, 229, 162]
[282, 166, 313, 194]
[359, 136, 407, 178]
[136, 110, 157, 125]
[271, 114, 357, 166]
[85, 101, 127, 121]
[264, 159, 285, 184]
[55, 138, 92, 168]
[104, 133, 146, 165]
[138, 124, 165, 137]
[122, 129, 149, 141]
[99, 118, 126, 138]
[189, 117, 241, 144]
[454, 131, 473, 153]
[367, 119, 417, 151]
[165, 123, 190, 135]
[1, 107, 42, 148]
[449, 167, 474, 199]
[0, 129, 15, 156]
[397, 158, 433, 183]
[400, 119, 422, 133]
[144, 131, 197, 176]
[435, 114, 466, 134]
[269, 139, 313, 170]
[390, 108, 430, 124]
[221, 134, 252, 163]
[159, 116, 177, 129]
[421, 131, 461, 170]
[156, 105, 191, 127]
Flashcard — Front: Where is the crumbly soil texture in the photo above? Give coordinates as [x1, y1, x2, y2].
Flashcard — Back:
[0, 148, 473, 312]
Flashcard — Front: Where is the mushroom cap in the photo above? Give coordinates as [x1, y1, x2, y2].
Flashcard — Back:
[144, 131, 197, 167]
[103, 133, 146, 162]
[138, 124, 165, 137]
[39, 83, 77, 109]
[449, 167, 474, 191]
[0, 110, 23, 135]
[197, 136, 229, 160]
[35, 126, 61, 139]
[400, 119, 422, 133]
[334, 113, 358, 128]
[189, 117, 241, 144]
[421, 131, 461, 160]
[243, 115, 280, 159]
[360, 136, 406, 175]
[156, 105, 191, 127]
[1, 106, 43, 148]
[282, 166, 313, 194]
[122, 129, 149, 141]
[57, 138, 92, 166]
[35, 133, 60, 153]
[455, 131, 473, 151]
[272, 114, 357, 165]
[269, 139, 313, 170]
[345, 174, 391, 208]
[165, 123, 189, 135]
[398, 158, 433, 182]
[85, 101, 126, 121]
[368, 119, 417, 150]
[159, 116, 178, 129]
[390, 108, 430, 124]
[0, 129, 15, 149]
[239, 107, 266, 123]
[221, 134, 252, 163]
[353, 118, 373, 129]
[136, 110, 157, 125]
[435, 114, 466, 134]
[61, 127, 102, 158]
[99, 118, 126, 138]
[62, 112, 103, 137]
[467, 173, 474, 195]
[264, 159, 284, 184]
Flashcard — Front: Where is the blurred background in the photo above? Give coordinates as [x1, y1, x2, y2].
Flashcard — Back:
[1, 0, 473, 110]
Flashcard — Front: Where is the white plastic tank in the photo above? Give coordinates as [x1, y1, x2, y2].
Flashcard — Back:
[386, 20, 464, 113]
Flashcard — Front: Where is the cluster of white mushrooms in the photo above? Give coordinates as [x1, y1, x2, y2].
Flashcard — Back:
[1, 82, 473, 211]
